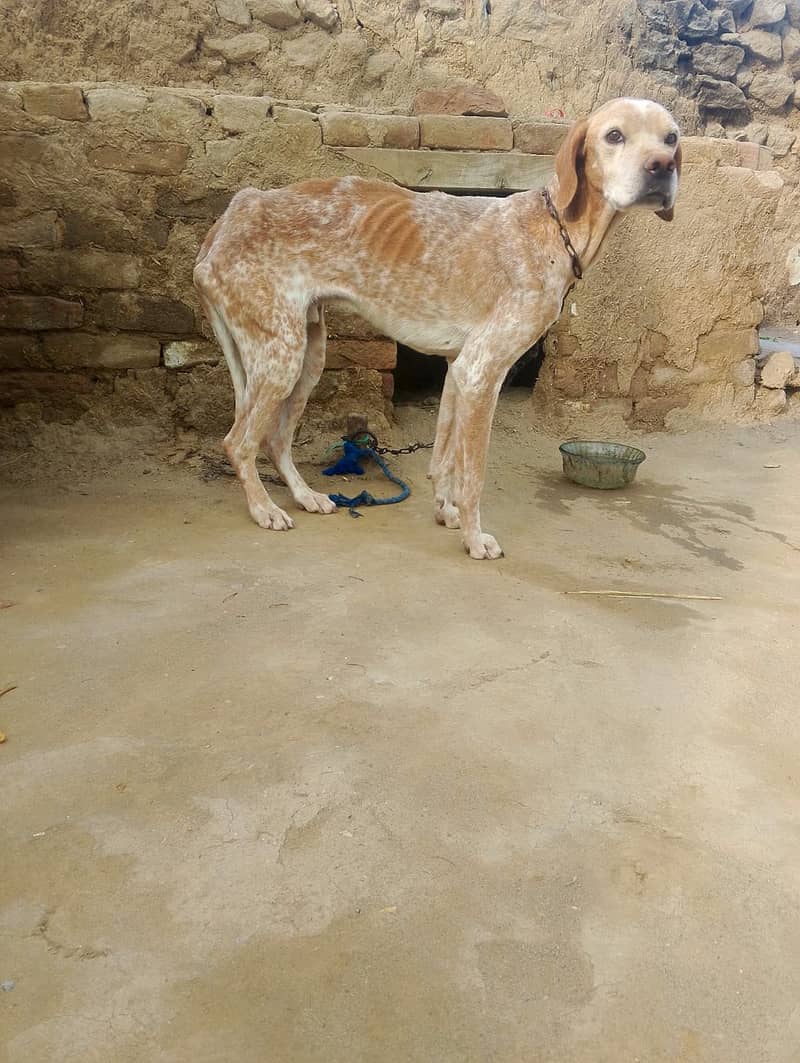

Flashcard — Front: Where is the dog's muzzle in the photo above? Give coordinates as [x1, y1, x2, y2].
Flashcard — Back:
[639, 173, 676, 209]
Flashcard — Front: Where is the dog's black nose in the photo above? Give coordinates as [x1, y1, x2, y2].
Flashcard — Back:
[644, 154, 676, 176]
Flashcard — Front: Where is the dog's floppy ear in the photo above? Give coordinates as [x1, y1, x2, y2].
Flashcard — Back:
[553, 118, 588, 217]
[655, 141, 682, 222]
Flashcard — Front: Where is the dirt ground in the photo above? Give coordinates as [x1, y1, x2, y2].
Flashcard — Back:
[2, 395, 800, 1063]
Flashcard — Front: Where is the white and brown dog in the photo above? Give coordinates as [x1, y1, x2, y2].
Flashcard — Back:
[195, 97, 680, 559]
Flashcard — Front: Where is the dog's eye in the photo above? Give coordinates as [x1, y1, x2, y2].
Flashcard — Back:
[665, 132, 678, 146]
[605, 128, 624, 144]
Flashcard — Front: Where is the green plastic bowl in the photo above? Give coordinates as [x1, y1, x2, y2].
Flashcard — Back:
[559, 440, 646, 490]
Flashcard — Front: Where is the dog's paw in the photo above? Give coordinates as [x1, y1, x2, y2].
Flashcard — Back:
[251, 503, 295, 530]
[463, 533, 504, 560]
[296, 489, 337, 515]
[434, 500, 461, 529]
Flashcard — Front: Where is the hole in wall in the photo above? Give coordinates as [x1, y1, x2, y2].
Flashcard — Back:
[393, 338, 546, 403]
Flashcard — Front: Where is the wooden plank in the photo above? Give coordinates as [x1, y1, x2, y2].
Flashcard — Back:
[336, 147, 555, 193]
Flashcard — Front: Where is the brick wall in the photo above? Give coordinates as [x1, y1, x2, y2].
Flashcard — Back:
[0, 79, 786, 444]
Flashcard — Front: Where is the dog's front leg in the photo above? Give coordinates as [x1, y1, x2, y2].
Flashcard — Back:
[451, 364, 506, 559]
[450, 322, 533, 560]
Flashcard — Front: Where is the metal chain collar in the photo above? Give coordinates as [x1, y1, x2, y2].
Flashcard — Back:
[542, 187, 583, 281]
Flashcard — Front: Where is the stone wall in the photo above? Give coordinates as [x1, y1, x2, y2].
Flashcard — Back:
[0, 76, 792, 448]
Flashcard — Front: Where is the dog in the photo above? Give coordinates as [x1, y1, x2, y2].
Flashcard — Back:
[194, 97, 680, 559]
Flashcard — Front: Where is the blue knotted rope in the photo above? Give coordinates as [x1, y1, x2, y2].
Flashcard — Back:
[323, 441, 410, 509]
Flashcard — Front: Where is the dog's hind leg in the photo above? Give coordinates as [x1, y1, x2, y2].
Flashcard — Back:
[429, 361, 461, 529]
[265, 305, 336, 515]
[222, 312, 307, 531]
[205, 300, 246, 414]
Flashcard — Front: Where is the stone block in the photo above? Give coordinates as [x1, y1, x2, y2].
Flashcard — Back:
[513, 120, 569, 155]
[695, 77, 749, 113]
[0, 133, 49, 165]
[273, 105, 319, 125]
[88, 142, 190, 175]
[0, 211, 60, 249]
[42, 331, 161, 369]
[23, 250, 141, 290]
[216, 0, 251, 25]
[212, 93, 272, 132]
[204, 139, 243, 175]
[0, 295, 83, 330]
[759, 350, 797, 387]
[732, 358, 757, 386]
[381, 371, 394, 399]
[251, 0, 302, 26]
[325, 305, 384, 340]
[282, 33, 332, 69]
[696, 328, 759, 363]
[85, 87, 149, 121]
[156, 189, 233, 219]
[0, 255, 21, 288]
[766, 124, 797, 156]
[735, 141, 773, 169]
[149, 92, 208, 137]
[321, 112, 420, 149]
[748, 71, 795, 110]
[784, 26, 800, 75]
[692, 42, 745, 78]
[364, 53, 400, 84]
[299, 0, 339, 29]
[748, 0, 786, 27]
[96, 293, 195, 333]
[413, 84, 507, 117]
[61, 209, 170, 252]
[163, 340, 220, 368]
[21, 84, 88, 121]
[204, 33, 272, 63]
[326, 339, 397, 370]
[422, 0, 463, 14]
[681, 136, 772, 169]
[754, 385, 788, 417]
[740, 28, 783, 61]
[0, 332, 44, 369]
[419, 115, 513, 151]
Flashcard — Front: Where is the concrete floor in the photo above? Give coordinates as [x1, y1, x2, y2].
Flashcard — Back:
[2, 400, 800, 1062]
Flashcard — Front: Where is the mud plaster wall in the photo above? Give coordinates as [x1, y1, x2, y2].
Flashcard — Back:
[0, 79, 791, 445]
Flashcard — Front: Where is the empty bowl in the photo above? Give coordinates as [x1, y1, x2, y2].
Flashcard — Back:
[559, 440, 646, 489]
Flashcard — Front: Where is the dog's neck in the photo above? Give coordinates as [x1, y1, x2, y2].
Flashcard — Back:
[560, 198, 616, 274]
[558, 181, 619, 270]
[514, 181, 618, 277]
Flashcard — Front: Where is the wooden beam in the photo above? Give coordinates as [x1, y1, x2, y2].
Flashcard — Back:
[335, 147, 555, 193]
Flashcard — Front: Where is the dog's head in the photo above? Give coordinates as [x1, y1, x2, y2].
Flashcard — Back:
[553, 98, 681, 222]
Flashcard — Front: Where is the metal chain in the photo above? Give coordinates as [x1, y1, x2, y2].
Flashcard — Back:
[344, 429, 433, 456]
[542, 188, 583, 280]
[375, 440, 434, 456]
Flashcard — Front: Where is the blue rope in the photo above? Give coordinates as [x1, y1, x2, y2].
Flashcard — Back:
[324, 445, 410, 509]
